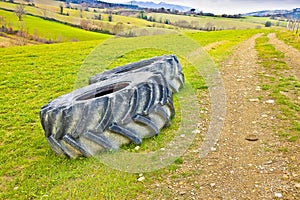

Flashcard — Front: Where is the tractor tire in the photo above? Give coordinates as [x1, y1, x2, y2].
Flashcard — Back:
[89, 55, 184, 93]
[40, 72, 174, 158]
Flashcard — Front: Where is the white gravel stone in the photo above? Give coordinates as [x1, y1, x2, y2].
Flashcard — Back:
[274, 192, 283, 198]
[249, 98, 260, 102]
[210, 183, 216, 187]
[256, 86, 261, 91]
[134, 146, 140, 151]
[266, 99, 275, 104]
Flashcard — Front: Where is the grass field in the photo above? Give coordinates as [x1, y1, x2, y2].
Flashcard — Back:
[0, 9, 111, 42]
[185, 29, 269, 64]
[147, 13, 267, 30]
[241, 16, 287, 27]
[0, 40, 146, 199]
[1, 0, 299, 198]
[1, 0, 284, 35]
[0, 1, 174, 35]
[0, 27, 269, 198]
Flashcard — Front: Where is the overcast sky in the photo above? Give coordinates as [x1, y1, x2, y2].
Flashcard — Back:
[105, 0, 300, 14]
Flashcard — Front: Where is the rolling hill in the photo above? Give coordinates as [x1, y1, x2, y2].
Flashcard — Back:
[129, 1, 193, 12]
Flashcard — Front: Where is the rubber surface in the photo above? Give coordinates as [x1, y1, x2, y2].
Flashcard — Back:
[40, 72, 174, 158]
[89, 55, 184, 93]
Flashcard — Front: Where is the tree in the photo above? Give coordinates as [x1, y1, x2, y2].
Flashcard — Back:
[108, 14, 113, 22]
[80, 6, 83, 18]
[59, 3, 63, 15]
[94, 14, 101, 20]
[80, 19, 90, 30]
[265, 21, 272, 27]
[41, 8, 47, 19]
[113, 22, 124, 34]
[15, 4, 26, 21]
[139, 10, 144, 19]
[205, 22, 214, 31]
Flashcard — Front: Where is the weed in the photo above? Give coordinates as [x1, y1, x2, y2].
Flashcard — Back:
[255, 34, 300, 143]
[278, 147, 289, 152]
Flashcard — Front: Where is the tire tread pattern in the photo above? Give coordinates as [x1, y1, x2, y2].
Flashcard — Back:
[41, 71, 176, 158]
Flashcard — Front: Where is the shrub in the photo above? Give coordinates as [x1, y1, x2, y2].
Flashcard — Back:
[265, 21, 272, 27]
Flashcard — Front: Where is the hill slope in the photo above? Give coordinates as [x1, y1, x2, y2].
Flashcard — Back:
[0, 9, 111, 42]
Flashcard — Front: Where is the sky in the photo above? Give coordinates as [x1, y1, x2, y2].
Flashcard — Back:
[104, 0, 300, 14]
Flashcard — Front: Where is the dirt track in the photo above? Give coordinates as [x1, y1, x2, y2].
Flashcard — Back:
[195, 34, 299, 199]
[141, 33, 300, 199]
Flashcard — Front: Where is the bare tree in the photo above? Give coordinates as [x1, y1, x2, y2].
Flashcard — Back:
[80, 19, 90, 30]
[113, 22, 124, 34]
[41, 7, 47, 19]
[14, 4, 26, 21]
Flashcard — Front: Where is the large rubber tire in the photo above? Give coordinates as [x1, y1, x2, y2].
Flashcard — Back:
[40, 72, 174, 158]
[89, 55, 184, 93]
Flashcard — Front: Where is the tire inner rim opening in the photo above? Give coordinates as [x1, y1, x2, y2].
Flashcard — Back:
[76, 82, 130, 101]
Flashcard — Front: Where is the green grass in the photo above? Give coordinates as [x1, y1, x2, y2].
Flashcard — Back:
[276, 30, 300, 50]
[241, 16, 287, 27]
[0, 40, 149, 199]
[0, 34, 208, 199]
[255, 34, 300, 143]
[186, 29, 267, 65]
[0, 27, 270, 198]
[0, 9, 111, 42]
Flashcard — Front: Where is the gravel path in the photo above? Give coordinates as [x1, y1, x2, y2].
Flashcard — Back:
[195, 34, 299, 199]
[139, 34, 300, 199]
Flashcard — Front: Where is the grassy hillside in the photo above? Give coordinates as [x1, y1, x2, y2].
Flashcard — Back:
[241, 16, 287, 27]
[147, 13, 262, 30]
[1, 0, 287, 35]
[0, 9, 110, 42]
[0, 1, 173, 35]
